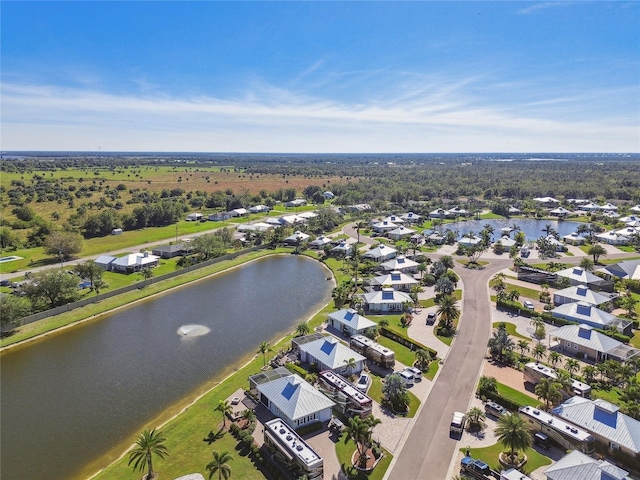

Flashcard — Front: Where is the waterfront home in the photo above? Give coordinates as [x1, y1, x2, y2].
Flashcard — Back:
[446, 206, 468, 217]
[595, 231, 630, 245]
[248, 204, 270, 214]
[283, 231, 310, 246]
[111, 252, 160, 273]
[186, 212, 203, 221]
[458, 235, 482, 247]
[152, 243, 188, 259]
[400, 211, 422, 223]
[551, 302, 632, 336]
[363, 244, 397, 262]
[508, 205, 522, 214]
[562, 232, 587, 246]
[330, 242, 352, 256]
[533, 196, 560, 207]
[380, 255, 419, 273]
[543, 235, 567, 252]
[579, 202, 600, 212]
[388, 226, 416, 241]
[553, 397, 640, 457]
[208, 211, 232, 221]
[254, 374, 335, 429]
[549, 206, 573, 218]
[495, 235, 517, 248]
[597, 259, 640, 280]
[327, 309, 377, 336]
[599, 202, 618, 212]
[543, 450, 629, 480]
[309, 235, 333, 249]
[429, 208, 448, 219]
[548, 324, 639, 362]
[553, 285, 613, 307]
[370, 270, 419, 291]
[361, 287, 412, 312]
[285, 199, 307, 208]
[298, 336, 366, 375]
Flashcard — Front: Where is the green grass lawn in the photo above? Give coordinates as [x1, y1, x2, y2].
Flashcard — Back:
[460, 443, 552, 475]
[366, 372, 420, 418]
[335, 437, 392, 480]
[502, 281, 541, 301]
[424, 360, 440, 381]
[496, 382, 538, 407]
[629, 330, 640, 348]
[376, 335, 419, 367]
[492, 322, 530, 341]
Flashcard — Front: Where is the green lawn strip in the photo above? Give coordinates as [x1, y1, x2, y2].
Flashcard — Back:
[460, 444, 552, 474]
[335, 437, 393, 480]
[629, 331, 640, 349]
[591, 386, 622, 405]
[496, 382, 538, 407]
[502, 281, 540, 300]
[366, 372, 419, 418]
[375, 335, 417, 367]
[1, 248, 292, 348]
[436, 334, 453, 346]
[424, 360, 439, 381]
[478, 213, 506, 219]
[455, 259, 489, 267]
[491, 322, 529, 341]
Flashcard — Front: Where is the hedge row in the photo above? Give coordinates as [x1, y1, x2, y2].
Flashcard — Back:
[379, 327, 438, 358]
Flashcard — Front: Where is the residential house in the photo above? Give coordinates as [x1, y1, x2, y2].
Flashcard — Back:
[379, 255, 419, 274]
[549, 324, 639, 362]
[553, 285, 613, 307]
[264, 217, 284, 226]
[458, 235, 482, 247]
[553, 397, 640, 458]
[388, 226, 416, 241]
[630, 204, 640, 213]
[429, 208, 448, 219]
[507, 205, 522, 214]
[543, 235, 567, 252]
[309, 236, 333, 249]
[597, 259, 640, 281]
[562, 232, 587, 246]
[279, 214, 306, 226]
[446, 206, 468, 217]
[382, 215, 405, 225]
[555, 267, 606, 289]
[424, 231, 446, 245]
[595, 231, 630, 245]
[543, 450, 630, 480]
[298, 336, 366, 375]
[185, 212, 203, 221]
[400, 212, 422, 223]
[370, 270, 419, 291]
[361, 288, 412, 312]
[285, 199, 307, 208]
[152, 243, 188, 259]
[620, 215, 640, 224]
[110, 252, 160, 274]
[297, 211, 318, 221]
[363, 244, 397, 262]
[254, 374, 335, 429]
[208, 211, 232, 221]
[230, 208, 248, 217]
[371, 220, 398, 233]
[550, 206, 573, 218]
[323, 191, 335, 199]
[248, 204, 270, 214]
[94, 255, 117, 270]
[327, 309, 377, 336]
[330, 242, 352, 256]
[551, 302, 632, 336]
[236, 222, 273, 232]
[614, 226, 639, 237]
[600, 202, 619, 212]
[579, 202, 601, 212]
[342, 203, 371, 213]
[533, 197, 560, 207]
[283, 231, 311, 246]
[495, 235, 517, 248]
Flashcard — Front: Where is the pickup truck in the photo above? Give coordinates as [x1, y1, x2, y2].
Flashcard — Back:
[460, 456, 496, 479]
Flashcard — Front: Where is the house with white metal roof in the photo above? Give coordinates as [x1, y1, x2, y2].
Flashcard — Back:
[429, 208, 448, 218]
[631, 205, 640, 213]
[110, 252, 159, 273]
[387, 226, 416, 241]
[495, 235, 517, 248]
[370, 270, 419, 291]
[298, 336, 366, 375]
[94, 255, 117, 270]
[400, 212, 422, 223]
[600, 202, 619, 212]
[330, 242, 352, 256]
[380, 255, 419, 273]
[595, 231, 630, 245]
[371, 220, 398, 233]
[549, 324, 639, 362]
[363, 244, 397, 262]
[578, 202, 601, 212]
[230, 208, 248, 217]
[279, 214, 307, 226]
[285, 199, 307, 208]
[554, 267, 605, 288]
[458, 235, 482, 247]
[283, 231, 310, 246]
[248, 204, 270, 213]
[553, 397, 640, 457]
[533, 196, 560, 207]
[361, 288, 412, 312]
[237, 222, 273, 232]
[597, 259, 640, 281]
[553, 285, 613, 307]
[550, 206, 573, 217]
[309, 235, 333, 249]
[543, 450, 630, 480]
[551, 302, 632, 336]
[562, 232, 587, 246]
[255, 374, 335, 429]
[327, 309, 377, 336]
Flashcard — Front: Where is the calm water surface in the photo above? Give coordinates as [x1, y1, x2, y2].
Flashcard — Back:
[0, 255, 332, 480]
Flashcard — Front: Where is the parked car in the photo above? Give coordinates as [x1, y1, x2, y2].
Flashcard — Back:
[426, 312, 437, 324]
[404, 366, 422, 380]
[391, 370, 415, 387]
[0, 280, 10, 287]
[523, 300, 535, 310]
[355, 372, 371, 392]
[460, 456, 492, 479]
[484, 400, 507, 417]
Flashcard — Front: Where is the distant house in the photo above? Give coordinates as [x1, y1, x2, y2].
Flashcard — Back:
[297, 336, 366, 375]
[230, 208, 248, 217]
[599, 202, 618, 212]
[297, 211, 318, 220]
[445, 206, 468, 218]
[543, 450, 630, 480]
[363, 244, 397, 262]
[458, 235, 482, 247]
[323, 191, 335, 199]
[429, 208, 448, 219]
[280, 214, 306, 226]
[549, 206, 573, 218]
[380, 255, 419, 273]
[543, 235, 567, 252]
[551, 302, 632, 336]
[309, 235, 333, 249]
[370, 270, 419, 291]
[330, 242, 352, 256]
[630, 204, 640, 213]
[549, 324, 639, 362]
[283, 231, 310, 246]
[94, 255, 117, 270]
[208, 211, 232, 221]
[507, 205, 522, 214]
[254, 374, 335, 429]
[382, 215, 405, 225]
[248, 205, 270, 214]
[424, 231, 446, 245]
[595, 231, 629, 245]
[387, 226, 415, 241]
[236, 222, 273, 232]
[614, 226, 639, 237]
[400, 212, 422, 223]
[111, 252, 160, 274]
[371, 220, 398, 233]
[361, 288, 412, 312]
[533, 196, 560, 207]
[185, 213, 203, 221]
[579, 202, 601, 212]
[152, 243, 188, 259]
[597, 259, 640, 281]
[562, 232, 586, 246]
[285, 199, 307, 208]
[495, 235, 517, 248]
[111, 228, 123, 235]
[327, 309, 377, 336]
[553, 285, 613, 307]
[553, 397, 640, 457]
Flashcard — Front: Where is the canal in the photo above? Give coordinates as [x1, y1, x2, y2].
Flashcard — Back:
[0, 255, 333, 480]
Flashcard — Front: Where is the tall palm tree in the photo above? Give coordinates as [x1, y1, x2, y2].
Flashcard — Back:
[507, 290, 520, 303]
[548, 351, 561, 368]
[517, 340, 530, 360]
[494, 413, 532, 462]
[532, 343, 547, 363]
[579, 257, 595, 271]
[206, 450, 233, 480]
[343, 414, 381, 468]
[415, 349, 431, 370]
[215, 400, 233, 428]
[582, 365, 597, 384]
[295, 322, 310, 336]
[535, 378, 563, 410]
[128, 428, 169, 480]
[344, 357, 357, 375]
[565, 359, 580, 377]
[436, 294, 460, 330]
[466, 406, 486, 431]
[355, 221, 367, 244]
[258, 341, 272, 367]
[240, 408, 256, 425]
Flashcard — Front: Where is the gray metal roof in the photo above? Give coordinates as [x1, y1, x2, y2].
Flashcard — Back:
[553, 285, 612, 306]
[551, 302, 618, 328]
[544, 450, 629, 480]
[298, 337, 365, 369]
[549, 324, 624, 355]
[328, 309, 376, 331]
[256, 374, 335, 421]
[552, 397, 640, 454]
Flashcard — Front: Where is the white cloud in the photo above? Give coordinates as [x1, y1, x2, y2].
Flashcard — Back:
[1, 78, 638, 153]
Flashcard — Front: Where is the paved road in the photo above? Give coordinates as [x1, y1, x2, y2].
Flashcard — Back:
[386, 258, 511, 480]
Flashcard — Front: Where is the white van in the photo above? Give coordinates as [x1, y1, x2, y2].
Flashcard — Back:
[396, 370, 415, 387]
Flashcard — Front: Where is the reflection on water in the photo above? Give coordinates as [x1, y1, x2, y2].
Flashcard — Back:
[0, 255, 332, 480]
[177, 324, 211, 336]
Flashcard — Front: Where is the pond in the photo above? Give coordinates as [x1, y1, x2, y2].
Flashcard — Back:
[0, 255, 333, 480]
[433, 218, 584, 241]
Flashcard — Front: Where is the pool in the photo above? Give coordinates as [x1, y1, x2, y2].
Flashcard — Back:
[0, 256, 22, 263]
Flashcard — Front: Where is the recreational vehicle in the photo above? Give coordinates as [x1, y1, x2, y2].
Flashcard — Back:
[349, 335, 395, 368]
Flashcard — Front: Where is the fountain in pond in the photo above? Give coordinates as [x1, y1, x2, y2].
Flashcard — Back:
[177, 324, 211, 337]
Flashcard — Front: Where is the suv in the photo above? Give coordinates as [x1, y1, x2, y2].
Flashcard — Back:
[484, 400, 507, 417]
[426, 312, 437, 325]
[460, 456, 491, 479]
[404, 366, 422, 380]
[523, 300, 535, 310]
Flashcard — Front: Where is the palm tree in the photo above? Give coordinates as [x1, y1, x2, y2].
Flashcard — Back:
[379, 318, 389, 329]
[128, 428, 169, 480]
[257, 341, 272, 367]
[344, 357, 357, 375]
[579, 257, 595, 271]
[343, 414, 381, 468]
[139, 266, 154, 286]
[355, 221, 367, 244]
[215, 400, 233, 428]
[466, 406, 486, 432]
[535, 378, 563, 410]
[206, 450, 233, 480]
[565, 359, 580, 377]
[582, 365, 597, 384]
[477, 375, 498, 397]
[415, 349, 431, 370]
[517, 340, 530, 360]
[382, 373, 409, 412]
[494, 413, 532, 463]
[507, 290, 520, 303]
[417, 262, 428, 280]
[532, 343, 546, 363]
[548, 351, 561, 368]
[436, 294, 460, 331]
[240, 408, 256, 426]
[587, 243, 607, 263]
[295, 322, 310, 336]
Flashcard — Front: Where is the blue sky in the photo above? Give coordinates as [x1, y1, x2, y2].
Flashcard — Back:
[2, 1, 638, 153]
